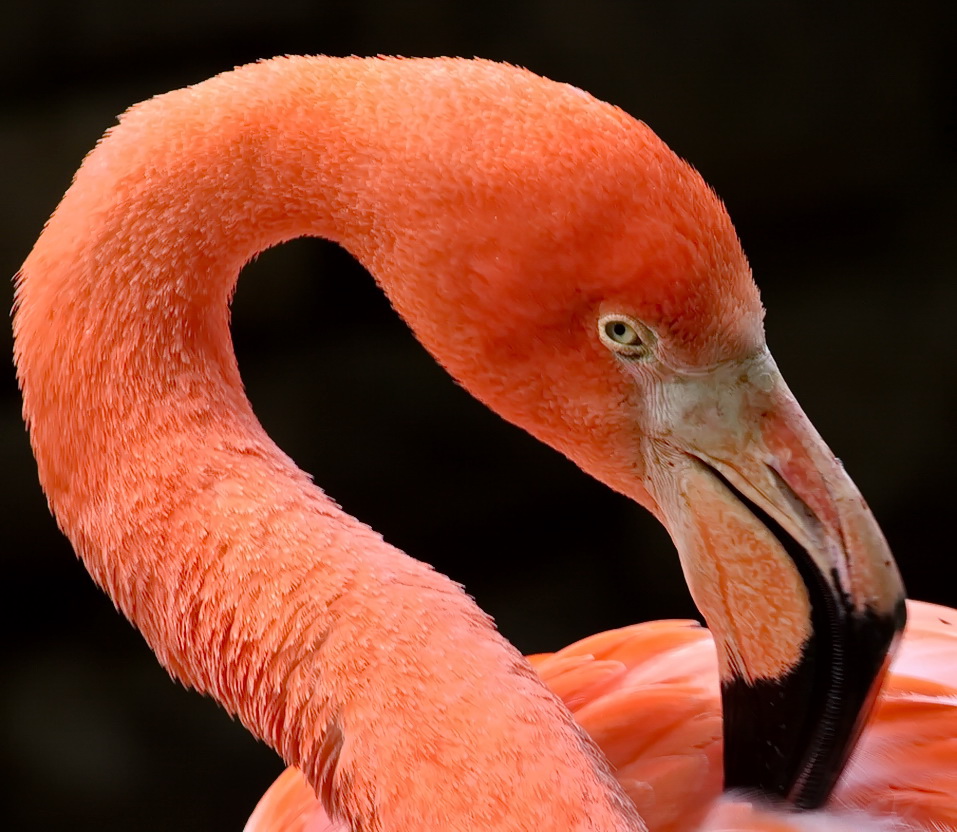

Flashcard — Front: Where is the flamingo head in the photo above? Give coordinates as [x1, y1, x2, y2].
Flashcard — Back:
[358, 66, 906, 810]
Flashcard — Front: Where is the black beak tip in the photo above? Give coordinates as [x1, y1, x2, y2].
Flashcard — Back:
[722, 606, 903, 810]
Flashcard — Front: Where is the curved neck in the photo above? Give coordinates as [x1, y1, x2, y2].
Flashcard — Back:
[15, 57, 644, 830]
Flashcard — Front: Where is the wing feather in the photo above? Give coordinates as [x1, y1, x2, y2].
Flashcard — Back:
[245, 600, 957, 832]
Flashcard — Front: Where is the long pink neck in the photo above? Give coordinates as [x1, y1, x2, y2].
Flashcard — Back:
[15, 57, 644, 830]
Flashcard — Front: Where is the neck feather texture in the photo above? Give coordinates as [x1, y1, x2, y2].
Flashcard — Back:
[14, 57, 646, 830]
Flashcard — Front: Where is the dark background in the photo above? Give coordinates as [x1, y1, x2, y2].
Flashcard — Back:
[2, 2, 955, 830]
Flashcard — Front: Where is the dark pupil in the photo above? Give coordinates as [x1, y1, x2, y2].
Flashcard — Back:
[612, 323, 628, 339]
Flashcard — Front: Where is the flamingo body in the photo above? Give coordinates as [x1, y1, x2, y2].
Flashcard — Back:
[248, 600, 957, 832]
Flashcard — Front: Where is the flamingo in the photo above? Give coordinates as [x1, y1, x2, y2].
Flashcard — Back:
[13, 56, 955, 831]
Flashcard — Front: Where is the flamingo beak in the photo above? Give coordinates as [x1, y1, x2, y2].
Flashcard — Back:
[641, 350, 905, 809]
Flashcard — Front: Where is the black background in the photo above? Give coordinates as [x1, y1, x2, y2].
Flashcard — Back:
[2, 2, 955, 830]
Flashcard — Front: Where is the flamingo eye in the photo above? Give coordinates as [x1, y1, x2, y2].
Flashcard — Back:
[598, 314, 648, 357]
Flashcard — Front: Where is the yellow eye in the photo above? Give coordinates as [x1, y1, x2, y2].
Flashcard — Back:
[605, 320, 639, 345]
[598, 314, 648, 357]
